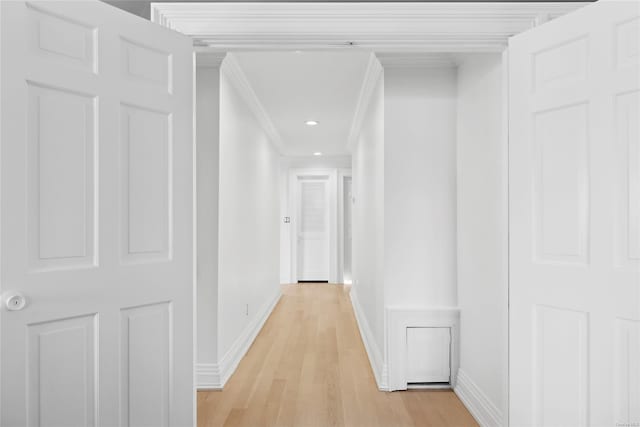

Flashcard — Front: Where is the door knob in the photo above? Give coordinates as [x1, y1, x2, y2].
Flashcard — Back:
[3, 291, 27, 311]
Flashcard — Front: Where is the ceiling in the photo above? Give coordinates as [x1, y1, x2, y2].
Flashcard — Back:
[231, 51, 372, 157]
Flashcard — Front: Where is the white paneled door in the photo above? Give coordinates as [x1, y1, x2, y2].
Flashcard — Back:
[297, 176, 330, 281]
[0, 1, 194, 426]
[509, 1, 639, 426]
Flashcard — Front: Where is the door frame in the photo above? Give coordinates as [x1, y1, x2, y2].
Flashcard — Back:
[289, 168, 338, 283]
[501, 49, 511, 423]
[337, 169, 353, 284]
[151, 1, 591, 423]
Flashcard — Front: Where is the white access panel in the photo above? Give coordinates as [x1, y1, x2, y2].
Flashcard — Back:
[406, 327, 451, 383]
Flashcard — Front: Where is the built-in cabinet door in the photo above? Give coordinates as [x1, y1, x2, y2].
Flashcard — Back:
[0, 1, 194, 425]
[509, 1, 639, 425]
[297, 176, 330, 281]
[406, 327, 451, 384]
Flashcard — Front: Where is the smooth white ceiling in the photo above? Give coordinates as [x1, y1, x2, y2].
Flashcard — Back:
[233, 51, 371, 157]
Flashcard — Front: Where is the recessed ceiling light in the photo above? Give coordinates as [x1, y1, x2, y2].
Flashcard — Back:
[313, 152, 322, 156]
[305, 120, 319, 126]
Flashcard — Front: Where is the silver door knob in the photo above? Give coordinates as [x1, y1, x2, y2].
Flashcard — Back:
[3, 291, 27, 311]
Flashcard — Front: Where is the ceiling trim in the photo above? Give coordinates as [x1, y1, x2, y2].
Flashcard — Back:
[151, 2, 589, 53]
[347, 53, 383, 151]
[220, 54, 286, 153]
[376, 52, 458, 68]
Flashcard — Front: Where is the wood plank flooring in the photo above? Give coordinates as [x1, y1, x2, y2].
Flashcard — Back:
[197, 284, 478, 427]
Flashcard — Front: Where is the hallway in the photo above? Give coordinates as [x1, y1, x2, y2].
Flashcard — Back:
[197, 284, 478, 427]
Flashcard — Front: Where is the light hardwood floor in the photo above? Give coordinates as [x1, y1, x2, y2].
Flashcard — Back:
[197, 284, 478, 427]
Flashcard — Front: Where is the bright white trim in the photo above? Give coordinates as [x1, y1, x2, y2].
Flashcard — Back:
[500, 48, 510, 425]
[214, 289, 282, 388]
[196, 363, 222, 390]
[377, 53, 458, 69]
[350, 289, 388, 390]
[455, 369, 505, 427]
[347, 53, 383, 151]
[220, 53, 285, 153]
[337, 169, 352, 284]
[192, 50, 199, 422]
[152, 2, 589, 53]
[386, 306, 460, 391]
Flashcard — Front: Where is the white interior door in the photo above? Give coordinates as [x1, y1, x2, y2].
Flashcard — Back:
[297, 176, 330, 281]
[343, 176, 353, 284]
[0, 1, 194, 426]
[509, 1, 639, 426]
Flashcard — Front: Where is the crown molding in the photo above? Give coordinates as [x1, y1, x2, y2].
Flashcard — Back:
[220, 54, 285, 153]
[347, 52, 383, 151]
[151, 2, 590, 53]
[377, 52, 458, 68]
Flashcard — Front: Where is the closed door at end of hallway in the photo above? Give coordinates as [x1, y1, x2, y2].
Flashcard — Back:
[297, 176, 330, 282]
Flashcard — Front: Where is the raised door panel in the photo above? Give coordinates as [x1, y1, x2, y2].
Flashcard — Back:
[615, 90, 640, 269]
[27, 83, 97, 271]
[120, 303, 172, 427]
[615, 17, 640, 70]
[27, 315, 98, 427]
[121, 38, 172, 94]
[615, 319, 640, 425]
[533, 103, 589, 264]
[26, 3, 97, 73]
[300, 181, 326, 234]
[120, 104, 171, 264]
[533, 306, 588, 427]
[533, 37, 587, 92]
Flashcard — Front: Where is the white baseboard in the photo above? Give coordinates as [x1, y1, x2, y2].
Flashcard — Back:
[219, 289, 282, 386]
[454, 369, 504, 427]
[196, 290, 282, 390]
[350, 289, 388, 390]
[196, 363, 222, 390]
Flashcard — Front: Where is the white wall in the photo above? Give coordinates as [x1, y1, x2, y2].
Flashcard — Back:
[384, 67, 458, 308]
[218, 64, 281, 361]
[279, 156, 351, 284]
[352, 71, 386, 353]
[279, 165, 291, 284]
[196, 66, 220, 369]
[456, 53, 507, 424]
[351, 65, 458, 389]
